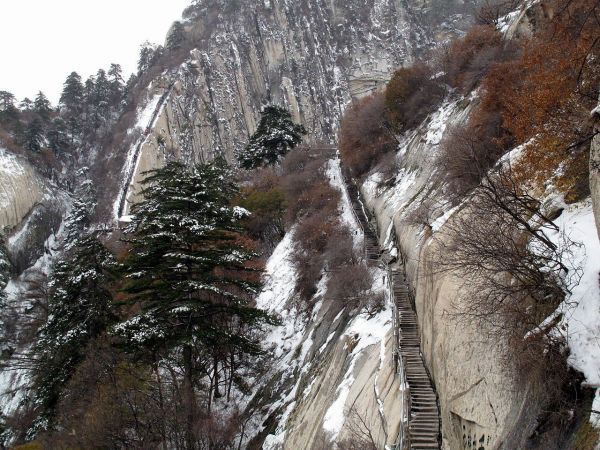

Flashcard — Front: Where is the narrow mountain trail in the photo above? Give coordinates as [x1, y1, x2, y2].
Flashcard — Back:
[342, 172, 442, 450]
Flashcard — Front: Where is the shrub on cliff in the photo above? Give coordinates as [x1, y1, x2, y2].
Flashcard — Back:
[384, 63, 445, 132]
[476, 0, 600, 200]
[439, 25, 508, 93]
[238, 106, 306, 170]
[237, 184, 286, 249]
[339, 92, 396, 179]
[438, 110, 507, 199]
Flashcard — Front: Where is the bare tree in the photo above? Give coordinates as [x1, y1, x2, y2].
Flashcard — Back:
[432, 157, 582, 389]
[337, 406, 378, 450]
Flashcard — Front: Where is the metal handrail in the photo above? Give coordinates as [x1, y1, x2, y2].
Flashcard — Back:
[387, 265, 411, 450]
[339, 159, 410, 448]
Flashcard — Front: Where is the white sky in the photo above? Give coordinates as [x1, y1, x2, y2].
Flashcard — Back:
[0, 0, 191, 105]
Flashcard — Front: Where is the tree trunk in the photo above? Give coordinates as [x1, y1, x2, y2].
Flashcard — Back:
[183, 345, 195, 450]
[153, 353, 168, 450]
[213, 352, 221, 401]
[227, 349, 234, 401]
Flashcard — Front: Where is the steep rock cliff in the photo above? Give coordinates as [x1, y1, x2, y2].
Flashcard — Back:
[0, 149, 66, 273]
[104, 0, 481, 221]
[242, 160, 405, 449]
[361, 92, 600, 449]
[0, 149, 45, 230]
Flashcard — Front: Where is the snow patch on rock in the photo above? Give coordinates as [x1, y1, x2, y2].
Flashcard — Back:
[135, 94, 163, 130]
[547, 202, 600, 383]
[539, 200, 600, 426]
[322, 267, 391, 441]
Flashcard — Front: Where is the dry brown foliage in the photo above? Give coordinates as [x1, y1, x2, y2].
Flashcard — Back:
[338, 92, 396, 179]
[438, 112, 506, 199]
[385, 63, 446, 132]
[479, 0, 600, 199]
[441, 25, 507, 93]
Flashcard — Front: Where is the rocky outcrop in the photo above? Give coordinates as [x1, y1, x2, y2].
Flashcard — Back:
[504, 0, 555, 39]
[358, 96, 545, 449]
[284, 323, 404, 449]
[413, 210, 538, 449]
[0, 148, 66, 273]
[0, 149, 45, 230]
[108, 0, 483, 220]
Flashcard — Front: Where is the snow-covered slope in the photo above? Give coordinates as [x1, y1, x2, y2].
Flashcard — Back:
[240, 157, 405, 449]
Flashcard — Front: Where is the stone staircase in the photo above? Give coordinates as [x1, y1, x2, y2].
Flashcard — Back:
[391, 269, 441, 450]
[344, 180, 380, 261]
[342, 172, 441, 450]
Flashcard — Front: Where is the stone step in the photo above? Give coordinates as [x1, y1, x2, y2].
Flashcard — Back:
[411, 414, 439, 420]
[410, 433, 439, 439]
[411, 427, 439, 431]
[412, 404, 438, 409]
[410, 433, 439, 440]
[410, 442, 440, 449]
[411, 419, 440, 425]
[412, 407, 439, 413]
[344, 176, 441, 448]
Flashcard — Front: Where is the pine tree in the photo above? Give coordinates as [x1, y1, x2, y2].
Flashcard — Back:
[137, 42, 162, 74]
[31, 234, 117, 433]
[115, 159, 275, 438]
[33, 91, 52, 121]
[238, 105, 306, 169]
[46, 117, 70, 153]
[108, 63, 124, 107]
[93, 69, 111, 122]
[83, 76, 95, 102]
[25, 117, 45, 152]
[108, 63, 123, 84]
[63, 176, 96, 248]
[166, 21, 186, 50]
[19, 97, 33, 111]
[59, 72, 84, 114]
[82, 76, 95, 132]
[0, 91, 15, 111]
[0, 91, 18, 125]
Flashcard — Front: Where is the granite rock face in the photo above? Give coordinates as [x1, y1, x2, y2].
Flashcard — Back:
[0, 149, 66, 273]
[0, 149, 45, 230]
[109, 0, 481, 219]
[359, 95, 546, 449]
